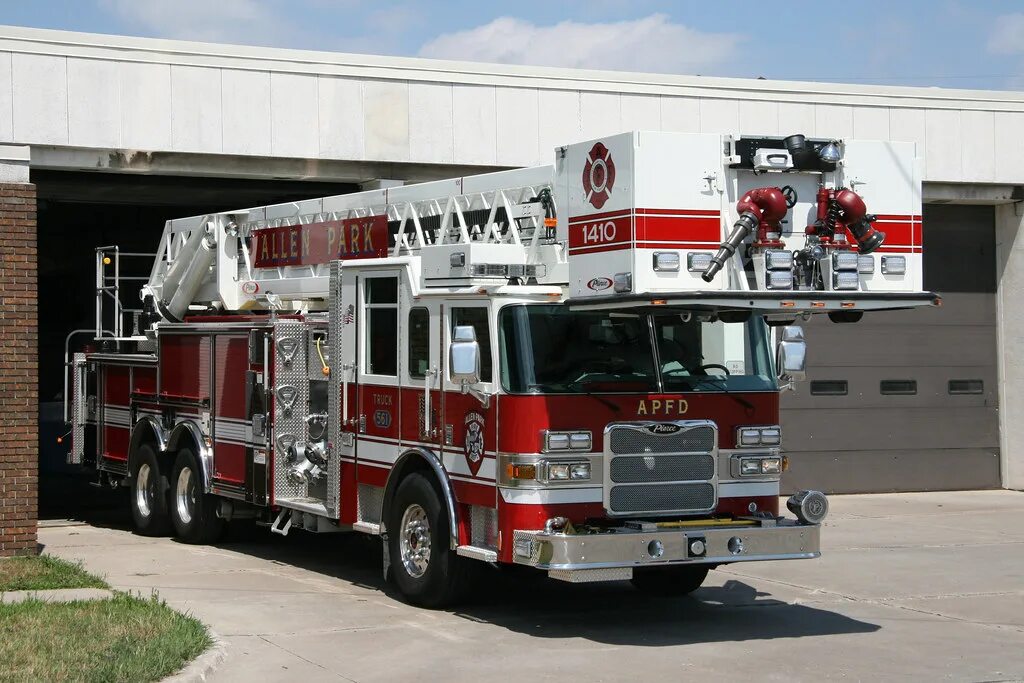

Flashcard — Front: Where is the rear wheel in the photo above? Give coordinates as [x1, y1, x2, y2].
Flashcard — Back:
[631, 565, 710, 596]
[169, 447, 224, 544]
[130, 444, 170, 536]
[387, 472, 475, 608]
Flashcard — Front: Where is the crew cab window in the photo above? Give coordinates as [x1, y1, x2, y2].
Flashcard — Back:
[451, 307, 492, 382]
[364, 277, 397, 376]
[408, 307, 429, 379]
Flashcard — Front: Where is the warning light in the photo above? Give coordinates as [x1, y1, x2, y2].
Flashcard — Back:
[102, 256, 111, 265]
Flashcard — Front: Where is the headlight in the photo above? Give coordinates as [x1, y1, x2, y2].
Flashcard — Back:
[760, 457, 782, 475]
[542, 460, 591, 482]
[736, 426, 782, 447]
[543, 430, 592, 452]
[734, 454, 784, 478]
[740, 459, 761, 475]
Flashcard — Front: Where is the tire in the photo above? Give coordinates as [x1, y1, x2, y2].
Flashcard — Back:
[387, 472, 475, 608]
[130, 444, 171, 536]
[169, 447, 225, 544]
[631, 565, 710, 596]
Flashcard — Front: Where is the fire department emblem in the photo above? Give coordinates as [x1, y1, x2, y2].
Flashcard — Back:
[582, 142, 616, 210]
[464, 411, 486, 475]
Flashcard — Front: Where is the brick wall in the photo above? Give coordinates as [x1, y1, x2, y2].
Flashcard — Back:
[0, 183, 37, 556]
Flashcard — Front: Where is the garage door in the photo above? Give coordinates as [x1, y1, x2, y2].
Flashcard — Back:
[781, 204, 1000, 493]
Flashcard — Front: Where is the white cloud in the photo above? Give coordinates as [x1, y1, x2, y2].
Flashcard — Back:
[417, 14, 742, 75]
[99, 0, 289, 45]
[988, 13, 1024, 55]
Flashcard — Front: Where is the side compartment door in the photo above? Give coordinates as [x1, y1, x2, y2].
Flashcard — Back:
[329, 265, 360, 520]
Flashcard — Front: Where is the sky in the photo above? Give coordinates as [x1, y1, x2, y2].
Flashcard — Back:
[2, 0, 1024, 91]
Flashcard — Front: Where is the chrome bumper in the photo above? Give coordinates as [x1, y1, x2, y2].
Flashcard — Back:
[512, 518, 820, 575]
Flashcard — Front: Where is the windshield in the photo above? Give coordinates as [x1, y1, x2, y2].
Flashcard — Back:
[498, 305, 776, 394]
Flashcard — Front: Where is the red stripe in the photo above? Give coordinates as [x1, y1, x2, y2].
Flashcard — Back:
[637, 215, 720, 243]
[874, 214, 920, 221]
[569, 209, 633, 224]
[569, 243, 631, 255]
[636, 208, 720, 217]
[636, 241, 719, 249]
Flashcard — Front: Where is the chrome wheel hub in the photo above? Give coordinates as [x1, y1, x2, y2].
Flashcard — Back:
[135, 463, 152, 518]
[175, 466, 196, 525]
[399, 503, 431, 579]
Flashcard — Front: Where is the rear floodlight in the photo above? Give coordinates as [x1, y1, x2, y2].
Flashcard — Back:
[881, 255, 906, 275]
[653, 252, 680, 272]
[687, 252, 713, 273]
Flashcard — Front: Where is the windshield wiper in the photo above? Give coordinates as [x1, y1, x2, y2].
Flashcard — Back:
[529, 382, 621, 412]
[679, 374, 755, 412]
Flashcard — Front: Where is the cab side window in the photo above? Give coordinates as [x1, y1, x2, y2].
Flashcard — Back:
[451, 307, 492, 382]
[365, 277, 398, 376]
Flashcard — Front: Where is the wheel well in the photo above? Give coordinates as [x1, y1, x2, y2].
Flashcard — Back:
[382, 448, 459, 550]
[128, 419, 172, 477]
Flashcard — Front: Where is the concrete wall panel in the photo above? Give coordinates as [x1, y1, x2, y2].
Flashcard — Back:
[496, 87, 540, 167]
[738, 100, 779, 136]
[318, 76, 362, 160]
[621, 94, 660, 131]
[853, 107, 890, 140]
[67, 57, 119, 149]
[660, 96, 700, 133]
[363, 79, 409, 161]
[170, 65, 222, 153]
[925, 108, 962, 179]
[537, 89, 579, 160]
[815, 104, 854, 139]
[120, 61, 171, 150]
[271, 72, 318, 158]
[12, 53, 67, 144]
[960, 109, 996, 182]
[698, 98, 739, 134]
[0, 53, 14, 143]
[409, 81, 453, 164]
[222, 69, 271, 156]
[453, 84, 496, 166]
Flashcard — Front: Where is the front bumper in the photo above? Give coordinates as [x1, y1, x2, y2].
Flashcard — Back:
[512, 518, 820, 581]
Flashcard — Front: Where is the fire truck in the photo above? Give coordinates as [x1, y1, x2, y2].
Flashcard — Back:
[64, 131, 937, 607]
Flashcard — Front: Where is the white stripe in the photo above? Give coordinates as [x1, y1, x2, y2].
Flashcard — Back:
[499, 486, 602, 505]
[718, 481, 780, 498]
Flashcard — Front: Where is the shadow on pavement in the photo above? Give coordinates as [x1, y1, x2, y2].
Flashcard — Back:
[53, 496, 880, 647]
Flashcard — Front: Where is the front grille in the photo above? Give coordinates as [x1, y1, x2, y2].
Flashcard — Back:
[605, 421, 718, 516]
[610, 453, 714, 483]
[609, 483, 715, 513]
[609, 425, 715, 454]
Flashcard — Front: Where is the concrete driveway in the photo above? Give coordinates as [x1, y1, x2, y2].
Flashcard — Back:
[40, 490, 1024, 682]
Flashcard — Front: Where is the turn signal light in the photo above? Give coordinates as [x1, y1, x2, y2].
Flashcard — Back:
[507, 463, 537, 480]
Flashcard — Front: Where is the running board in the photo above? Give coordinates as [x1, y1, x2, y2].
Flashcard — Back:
[353, 521, 381, 535]
[457, 545, 498, 562]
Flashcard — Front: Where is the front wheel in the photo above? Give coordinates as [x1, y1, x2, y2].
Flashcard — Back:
[631, 565, 710, 596]
[169, 447, 224, 544]
[130, 444, 170, 536]
[387, 473, 475, 608]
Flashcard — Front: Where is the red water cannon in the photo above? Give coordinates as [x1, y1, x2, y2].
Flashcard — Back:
[809, 186, 885, 254]
[702, 186, 788, 283]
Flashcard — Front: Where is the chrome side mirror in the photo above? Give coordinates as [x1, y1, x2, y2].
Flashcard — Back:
[449, 325, 481, 385]
[776, 325, 807, 385]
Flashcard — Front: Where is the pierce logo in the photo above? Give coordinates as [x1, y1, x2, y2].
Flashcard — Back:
[587, 277, 613, 291]
[646, 423, 683, 435]
[582, 142, 616, 210]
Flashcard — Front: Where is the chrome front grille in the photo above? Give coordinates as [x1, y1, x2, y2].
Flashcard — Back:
[609, 483, 715, 513]
[610, 453, 714, 483]
[609, 424, 715, 454]
[604, 421, 718, 516]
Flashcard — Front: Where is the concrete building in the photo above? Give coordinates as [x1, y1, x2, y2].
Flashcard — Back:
[1, 25, 1022, 555]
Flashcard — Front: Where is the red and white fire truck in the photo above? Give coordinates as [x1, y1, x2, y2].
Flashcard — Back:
[64, 131, 937, 606]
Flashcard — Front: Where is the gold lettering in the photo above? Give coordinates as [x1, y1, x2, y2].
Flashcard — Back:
[271, 231, 278, 259]
[302, 225, 311, 259]
[339, 222, 348, 255]
[679, 399, 688, 414]
[327, 225, 337, 256]
[651, 399, 662, 414]
[290, 229, 298, 258]
[637, 401, 647, 415]
[364, 223, 374, 252]
[260, 235, 269, 262]
[351, 225, 360, 253]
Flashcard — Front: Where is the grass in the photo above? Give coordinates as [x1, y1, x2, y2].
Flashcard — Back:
[0, 557, 211, 682]
[0, 555, 108, 592]
[0, 592, 212, 683]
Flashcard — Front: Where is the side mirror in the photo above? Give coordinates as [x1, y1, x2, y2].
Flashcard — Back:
[449, 325, 481, 385]
[776, 325, 807, 384]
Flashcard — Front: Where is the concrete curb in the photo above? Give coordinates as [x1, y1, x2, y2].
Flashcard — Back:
[162, 631, 228, 683]
[0, 588, 113, 604]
